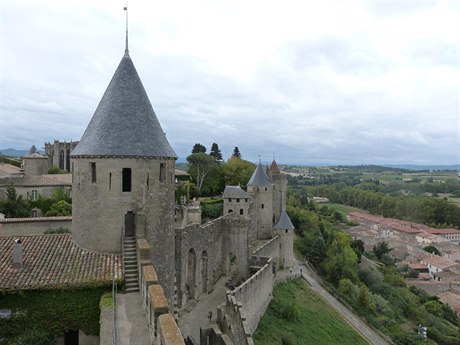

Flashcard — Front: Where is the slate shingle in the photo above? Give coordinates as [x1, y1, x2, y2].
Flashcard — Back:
[71, 53, 176, 159]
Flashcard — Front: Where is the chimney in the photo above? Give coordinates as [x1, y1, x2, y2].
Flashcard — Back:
[12, 239, 23, 270]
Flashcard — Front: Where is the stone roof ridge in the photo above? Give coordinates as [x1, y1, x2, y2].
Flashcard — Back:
[274, 209, 295, 230]
[247, 163, 272, 187]
[71, 53, 177, 159]
[223, 186, 251, 199]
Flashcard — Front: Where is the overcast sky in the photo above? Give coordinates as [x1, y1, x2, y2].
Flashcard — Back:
[1, 0, 459, 165]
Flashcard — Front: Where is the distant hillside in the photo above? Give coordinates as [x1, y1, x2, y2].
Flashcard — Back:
[0, 148, 28, 157]
[383, 164, 460, 171]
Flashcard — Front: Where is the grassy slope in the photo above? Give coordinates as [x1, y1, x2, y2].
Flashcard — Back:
[253, 279, 369, 345]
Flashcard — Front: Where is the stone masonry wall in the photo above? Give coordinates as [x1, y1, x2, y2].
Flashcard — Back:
[217, 257, 274, 344]
[0, 217, 72, 236]
[175, 218, 225, 310]
[252, 236, 280, 263]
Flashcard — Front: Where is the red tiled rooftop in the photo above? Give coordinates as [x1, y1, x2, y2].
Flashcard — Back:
[0, 216, 72, 223]
[426, 228, 460, 235]
[0, 234, 122, 291]
[421, 255, 456, 269]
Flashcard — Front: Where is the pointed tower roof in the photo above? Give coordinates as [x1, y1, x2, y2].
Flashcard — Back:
[269, 159, 281, 174]
[274, 209, 295, 230]
[23, 145, 46, 159]
[71, 53, 177, 159]
[248, 163, 272, 186]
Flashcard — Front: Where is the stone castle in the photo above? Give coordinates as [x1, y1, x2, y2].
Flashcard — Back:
[67, 40, 294, 344]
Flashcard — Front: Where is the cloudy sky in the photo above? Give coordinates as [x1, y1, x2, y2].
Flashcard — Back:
[1, 0, 459, 165]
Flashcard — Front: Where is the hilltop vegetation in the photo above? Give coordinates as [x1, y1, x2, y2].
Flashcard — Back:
[254, 279, 369, 345]
[287, 191, 460, 345]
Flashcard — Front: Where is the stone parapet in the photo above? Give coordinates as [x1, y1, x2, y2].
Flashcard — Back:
[157, 313, 185, 345]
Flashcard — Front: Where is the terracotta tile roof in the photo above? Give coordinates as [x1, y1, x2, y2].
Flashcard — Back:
[426, 228, 460, 235]
[0, 163, 22, 175]
[22, 174, 72, 186]
[0, 234, 122, 291]
[421, 255, 456, 270]
[438, 291, 460, 313]
[0, 216, 72, 223]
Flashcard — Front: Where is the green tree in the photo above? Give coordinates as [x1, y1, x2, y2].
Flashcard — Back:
[209, 143, 223, 162]
[423, 245, 440, 256]
[373, 241, 391, 260]
[187, 153, 216, 193]
[0, 185, 30, 217]
[45, 200, 72, 216]
[191, 143, 206, 154]
[47, 165, 62, 174]
[221, 158, 255, 188]
[232, 146, 241, 159]
[322, 232, 359, 285]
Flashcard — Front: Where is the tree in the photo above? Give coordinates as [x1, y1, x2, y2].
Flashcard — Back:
[0, 185, 30, 217]
[209, 143, 223, 162]
[191, 143, 206, 154]
[221, 158, 256, 188]
[423, 245, 440, 256]
[187, 153, 216, 193]
[232, 146, 241, 159]
[45, 200, 72, 216]
[373, 241, 391, 260]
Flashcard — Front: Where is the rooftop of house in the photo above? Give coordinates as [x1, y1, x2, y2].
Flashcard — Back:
[421, 255, 457, 269]
[0, 163, 22, 175]
[0, 216, 72, 223]
[426, 228, 460, 235]
[438, 291, 460, 313]
[0, 234, 122, 291]
[21, 174, 72, 187]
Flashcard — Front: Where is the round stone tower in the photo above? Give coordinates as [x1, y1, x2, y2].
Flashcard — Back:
[247, 162, 273, 239]
[22, 145, 48, 176]
[70, 49, 177, 300]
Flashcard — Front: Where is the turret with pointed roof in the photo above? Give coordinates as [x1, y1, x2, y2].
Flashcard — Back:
[247, 163, 271, 187]
[71, 48, 177, 303]
[71, 52, 176, 159]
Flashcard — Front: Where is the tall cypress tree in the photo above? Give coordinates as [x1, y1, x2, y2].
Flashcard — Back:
[210, 143, 223, 161]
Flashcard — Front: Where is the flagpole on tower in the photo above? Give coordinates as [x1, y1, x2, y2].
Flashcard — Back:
[124, 0, 129, 54]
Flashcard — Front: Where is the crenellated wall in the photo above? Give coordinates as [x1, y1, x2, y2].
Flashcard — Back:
[216, 257, 274, 345]
[252, 236, 280, 264]
[136, 239, 185, 345]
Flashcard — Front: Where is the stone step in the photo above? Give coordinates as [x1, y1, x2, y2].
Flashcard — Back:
[125, 288, 140, 293]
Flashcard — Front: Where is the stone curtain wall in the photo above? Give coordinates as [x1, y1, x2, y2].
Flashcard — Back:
[175, 218, 225, 310]
[217, 258, 274, 345]
[0, 217, 72, 236]
[137, 239, 185, 345]
[232, 257, 274, 333]
[252, 236, 280, 259]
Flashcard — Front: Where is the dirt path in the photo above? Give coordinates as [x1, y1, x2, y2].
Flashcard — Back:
[299, 263, 390, 345]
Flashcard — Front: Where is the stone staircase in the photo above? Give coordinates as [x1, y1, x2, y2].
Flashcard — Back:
[123, 236, 139, 293]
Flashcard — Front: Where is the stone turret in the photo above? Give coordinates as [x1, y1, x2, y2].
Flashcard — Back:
[70, 50, 177, 302]
[273, 208, 295, 268]
[22, 145, 48, 176]
[247, 163, 273, 239]
[268, 159, 287, 223]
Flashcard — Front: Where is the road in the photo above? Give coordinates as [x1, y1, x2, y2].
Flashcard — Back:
[299, 263, 390, 345]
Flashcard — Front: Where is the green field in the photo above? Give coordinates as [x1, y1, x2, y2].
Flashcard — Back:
[326, 203, 364, 215]
[253, 279, 369, 345]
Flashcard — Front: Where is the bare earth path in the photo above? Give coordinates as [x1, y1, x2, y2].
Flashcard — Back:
[297, 262, 390, 345]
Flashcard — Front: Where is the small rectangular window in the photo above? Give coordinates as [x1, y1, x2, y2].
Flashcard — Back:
[147, 173, 150, 190]
[31, 190, 38, 200]
[160, 163, 166, 182]
[245, 198, 248, 202]
[109, 172, 112, 191]
[228, 198, 232, 202]
[90, 162, 96, 183]
[261, 204, 264, 209]
[122, 168, 132, 192]
[236, 198, 240, 202]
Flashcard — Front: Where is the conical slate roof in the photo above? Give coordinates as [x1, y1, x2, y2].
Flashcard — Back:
[71, 53, 177, 158]
[247, 163, 272, 187]
[274, 209, 295, 230]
